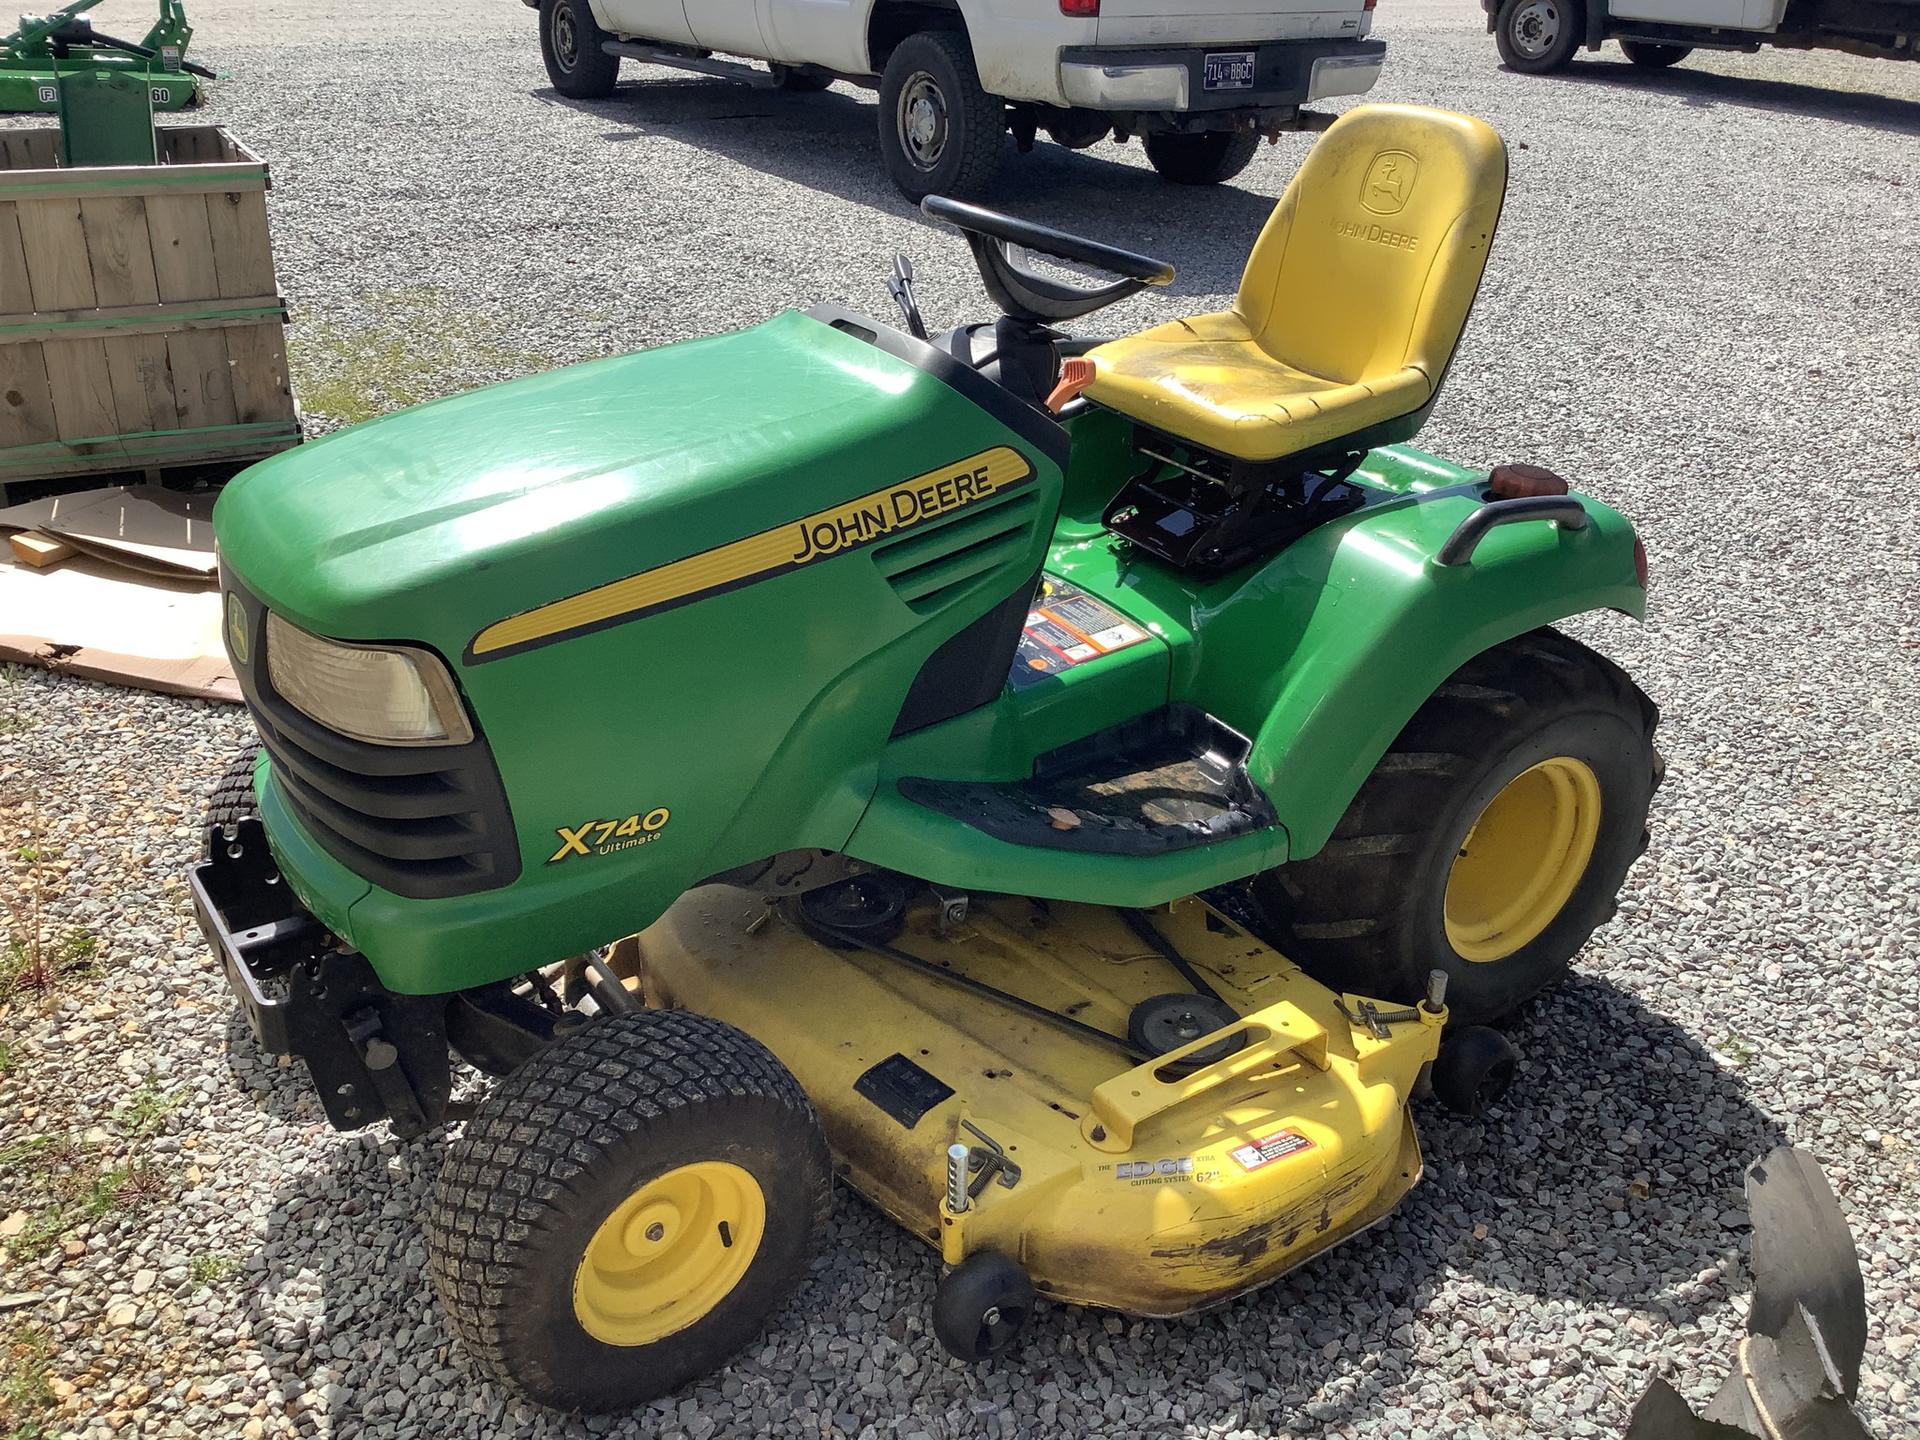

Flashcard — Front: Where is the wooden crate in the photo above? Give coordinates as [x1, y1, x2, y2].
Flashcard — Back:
[0, 125, 299, 486]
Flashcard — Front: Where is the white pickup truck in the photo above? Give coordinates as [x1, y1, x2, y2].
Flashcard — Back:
[527, 0, 1388, 197]
[1488, 0, 1919, 73]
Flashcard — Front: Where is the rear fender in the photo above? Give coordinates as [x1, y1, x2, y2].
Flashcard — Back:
[1194, 484, 1644, 859]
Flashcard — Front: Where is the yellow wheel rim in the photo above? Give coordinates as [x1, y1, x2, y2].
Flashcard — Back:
[1444, 757, 1602, 963]
[572, 1161, 765, 1347]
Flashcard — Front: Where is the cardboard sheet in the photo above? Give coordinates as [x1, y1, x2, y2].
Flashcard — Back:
[0, 485, 219, 580]
[0, 547, 238, 703]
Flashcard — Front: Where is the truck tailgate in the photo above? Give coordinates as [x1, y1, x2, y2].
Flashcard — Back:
[1097, 0, 1370, 45]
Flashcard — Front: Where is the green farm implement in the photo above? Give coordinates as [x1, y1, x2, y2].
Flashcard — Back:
[0, 0, 210, 115]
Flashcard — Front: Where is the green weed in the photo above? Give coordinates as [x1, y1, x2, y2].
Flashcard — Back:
[2, 1144, 165, 1258]
[0, 668, 29, 739]
[0, 929, 94, 998]
[112, 1081, 182, 1138]
[187, 1253, 237, 1287]
[0, 1325, 55, 1438]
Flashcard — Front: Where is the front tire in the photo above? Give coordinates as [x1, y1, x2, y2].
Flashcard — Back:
[540, 0, 621, 99]
[1251, 629, 1660, 1026]
[426, 1011, 833, 1412]
[877, 31, 1004, 201]
[1143, 130, 1260, 186]
[1494, 0, 1583, 73]
[202, 741, 262, 858]
[1619, 39, 1692, 67]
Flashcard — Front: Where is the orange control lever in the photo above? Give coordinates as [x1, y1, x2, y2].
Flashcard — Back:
[1045, 357, 1097, 414]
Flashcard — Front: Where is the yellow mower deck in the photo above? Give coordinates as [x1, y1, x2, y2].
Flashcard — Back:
[634, 887, 1445, 1317]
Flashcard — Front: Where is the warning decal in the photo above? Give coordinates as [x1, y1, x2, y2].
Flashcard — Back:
[1011, 577, 1152, 686]
[1230, 1128, 1316, 1172]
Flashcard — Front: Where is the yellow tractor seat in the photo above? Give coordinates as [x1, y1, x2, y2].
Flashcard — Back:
[1081, 105, 1508, 466]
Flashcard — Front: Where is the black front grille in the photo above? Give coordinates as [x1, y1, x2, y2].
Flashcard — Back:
[226, 582, 521, 900]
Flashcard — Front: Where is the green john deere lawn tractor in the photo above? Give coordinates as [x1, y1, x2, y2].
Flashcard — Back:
[192, 103, 1661, 1412]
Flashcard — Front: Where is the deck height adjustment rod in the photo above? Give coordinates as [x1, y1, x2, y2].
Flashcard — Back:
[946, 1143, 972, 1215]
[1424, 969, 1449, 1015]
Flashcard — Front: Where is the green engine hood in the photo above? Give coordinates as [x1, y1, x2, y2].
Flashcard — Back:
[215, 310, 960, 652]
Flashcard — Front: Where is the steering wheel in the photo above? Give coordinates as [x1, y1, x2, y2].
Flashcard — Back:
[921, 195, 1175, 326]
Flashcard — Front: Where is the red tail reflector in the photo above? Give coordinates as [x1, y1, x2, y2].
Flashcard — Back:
[1364, 0, 1378, 10]
[1633, 536, 1649, 589]
[1061, 0, 1100, 14]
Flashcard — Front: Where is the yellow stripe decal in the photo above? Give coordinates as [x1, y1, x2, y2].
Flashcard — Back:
[469, 445, 1034, 659]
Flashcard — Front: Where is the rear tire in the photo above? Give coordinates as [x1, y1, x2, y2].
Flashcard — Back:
[1494, 0, 1582, 74]
[540, 0, 621, 99]
[877, 31, 1004, 201]
[1143, 130, 1260, 185]
[1619, 39, 1692, 67]
[1250, 629, 1660, 1025]
[426, 1010, 833, 1412]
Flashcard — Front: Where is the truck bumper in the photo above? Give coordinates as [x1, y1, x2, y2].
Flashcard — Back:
[1058, 38, 1385, 114]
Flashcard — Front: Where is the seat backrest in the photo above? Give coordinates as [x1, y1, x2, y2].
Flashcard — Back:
[1235, 105, 1508, 390]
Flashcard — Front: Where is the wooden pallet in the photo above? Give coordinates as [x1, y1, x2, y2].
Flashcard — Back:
[0, 125, 300, 485]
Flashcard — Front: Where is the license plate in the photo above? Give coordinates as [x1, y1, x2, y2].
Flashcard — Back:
[1203, 51, 1257, 90]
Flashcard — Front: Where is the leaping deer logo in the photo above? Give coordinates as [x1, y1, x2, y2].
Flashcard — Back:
[1361, 150, 1419, 216]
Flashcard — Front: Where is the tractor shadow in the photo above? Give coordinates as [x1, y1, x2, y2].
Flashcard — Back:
[535, 77, 1287, 301]
[1531, 57, 1920, 135]
[221, 1007, 328, 1126]
[236, 970, 1782, 1437]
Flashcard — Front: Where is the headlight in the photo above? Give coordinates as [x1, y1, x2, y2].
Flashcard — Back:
[265, 613, 473, 746]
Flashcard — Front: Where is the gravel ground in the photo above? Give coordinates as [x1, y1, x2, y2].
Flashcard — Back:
[2, 1, 1917, 1437]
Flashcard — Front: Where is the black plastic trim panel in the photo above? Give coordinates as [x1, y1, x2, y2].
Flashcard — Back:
[892, 576, 1038, 737]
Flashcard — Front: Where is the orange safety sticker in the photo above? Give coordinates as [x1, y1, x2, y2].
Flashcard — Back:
[1229, 1128, 1315, 1172]
[1011, 577, 1152, 686]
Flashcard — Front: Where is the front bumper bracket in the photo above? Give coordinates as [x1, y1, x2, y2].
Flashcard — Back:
[190, 817, 454, 1137]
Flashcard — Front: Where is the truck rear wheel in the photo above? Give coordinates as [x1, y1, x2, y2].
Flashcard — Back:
[1619, 39, 1692, 67]
[541, 0, 621, 99]
[1250, 629, 1660, 1026]
[1494, 0, 1582, 73]
[1143, 130, 1260, 185]
[426, 1010, 833, 1412]
[878, 31, 1004, 201]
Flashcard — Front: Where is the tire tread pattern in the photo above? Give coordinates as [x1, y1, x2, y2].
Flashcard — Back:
[1255, 628, 1661, 1021]
[879, 30, 1004, 200]
[426, 1011, 831, 1407]
[202, 741, 263, 857]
